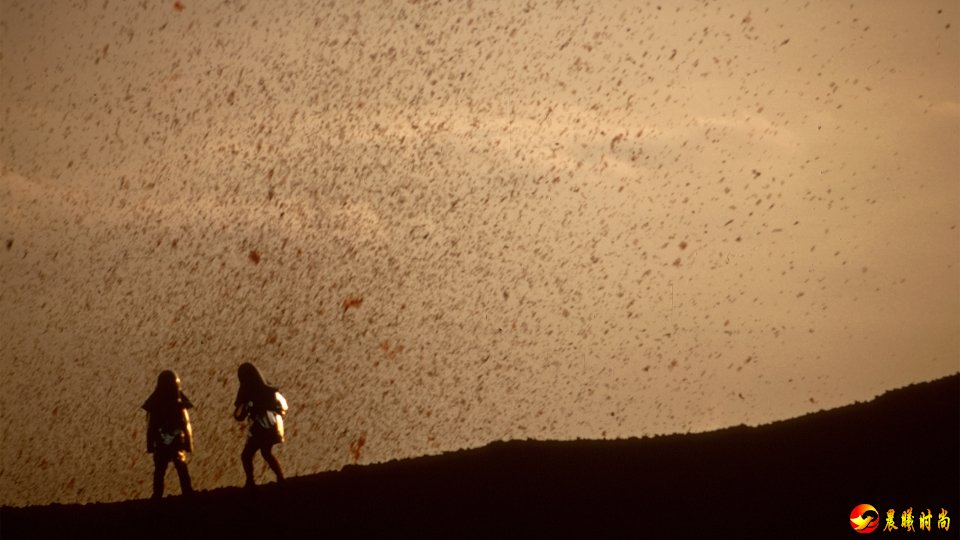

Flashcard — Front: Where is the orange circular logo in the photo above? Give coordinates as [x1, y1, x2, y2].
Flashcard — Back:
[850, 504, 880, 534]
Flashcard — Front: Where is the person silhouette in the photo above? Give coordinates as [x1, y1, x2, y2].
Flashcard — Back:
[142, 370, 194, 500]
[233, 362, 288, 487]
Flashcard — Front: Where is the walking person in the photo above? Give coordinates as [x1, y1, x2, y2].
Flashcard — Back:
[142, 370, 194, 499]
[233, 362, 288, 487]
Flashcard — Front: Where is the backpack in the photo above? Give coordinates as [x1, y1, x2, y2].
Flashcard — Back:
[248, 391, 288, 443]
[149, 405, 192, 452]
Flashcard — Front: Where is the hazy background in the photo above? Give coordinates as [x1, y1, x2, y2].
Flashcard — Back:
[1, 0, 957, 506]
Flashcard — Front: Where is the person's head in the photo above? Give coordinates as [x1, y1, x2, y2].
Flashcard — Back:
[154, 370, 181, 401]
[237, 362, 266, 389]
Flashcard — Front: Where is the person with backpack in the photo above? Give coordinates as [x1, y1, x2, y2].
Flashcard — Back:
[233, 362, 288, 487]
[142, 370, 194, 499]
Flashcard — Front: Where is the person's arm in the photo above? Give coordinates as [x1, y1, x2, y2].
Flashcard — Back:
[233, 402, 247, 421]
[145, 413, 156, 453]
[181, 408, 193, 452]
[275, 392, 288, 417]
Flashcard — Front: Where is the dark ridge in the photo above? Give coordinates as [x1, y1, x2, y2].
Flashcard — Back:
[3, 374, 958, 538]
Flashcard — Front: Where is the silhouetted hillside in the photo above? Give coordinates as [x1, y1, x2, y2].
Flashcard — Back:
[3, 374, 957, 538]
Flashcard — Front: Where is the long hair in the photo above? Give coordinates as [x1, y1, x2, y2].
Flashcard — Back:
[235, 362, 277, 408]
[144, 370, 191, 412]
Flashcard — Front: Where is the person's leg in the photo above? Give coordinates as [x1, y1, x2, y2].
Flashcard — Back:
[260, 444, 284, 483]
[172, 451, 193, 495]
[152, 452, 168, 500]
[241, 438, 258, 487]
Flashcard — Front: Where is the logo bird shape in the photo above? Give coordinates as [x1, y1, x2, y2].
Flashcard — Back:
[851, 510, 879, 531]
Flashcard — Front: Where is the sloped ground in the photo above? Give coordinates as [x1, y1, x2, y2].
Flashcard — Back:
[3, 374, 957, 538]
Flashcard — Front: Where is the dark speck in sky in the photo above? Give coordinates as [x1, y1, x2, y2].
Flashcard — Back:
[342, 296, 363, 313]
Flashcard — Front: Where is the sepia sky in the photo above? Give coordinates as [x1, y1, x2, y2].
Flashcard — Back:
[1, 0, 957, 506]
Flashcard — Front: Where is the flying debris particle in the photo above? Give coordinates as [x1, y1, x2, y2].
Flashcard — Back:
[669, 49, 677, 60]
[672, 258, 682, 267]
[780, 38, 790, 46]
[350, 435, 366, 463]
[173, 1, 184, 11]
[248, 250, 261, 264]
[679, 241, 688, 250]
[380, 340, 405, 359]
[610, 133, 624, 150]
[342, 296, 363, 312]
[5, 239, 11, 250]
